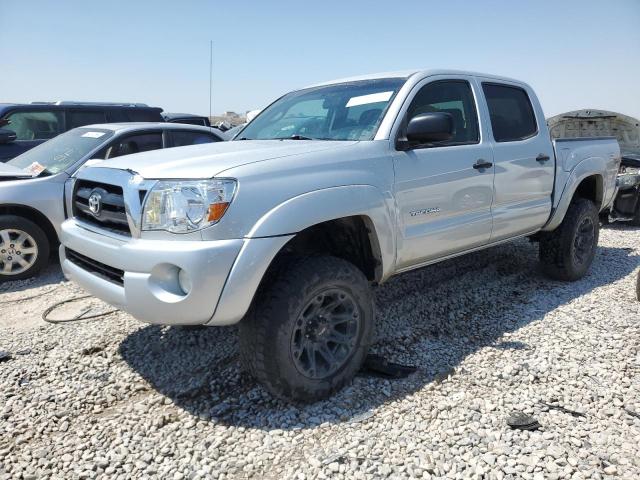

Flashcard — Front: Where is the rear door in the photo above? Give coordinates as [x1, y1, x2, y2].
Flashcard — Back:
[392, 76, 495, 269]
[478, 80, 554, 241]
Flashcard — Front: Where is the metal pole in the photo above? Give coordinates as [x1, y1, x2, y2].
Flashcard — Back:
[209, 40, 213, 120]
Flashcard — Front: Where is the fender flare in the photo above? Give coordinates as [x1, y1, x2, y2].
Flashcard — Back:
[247, 184, 396, 280]
[543, 159, 606, 231]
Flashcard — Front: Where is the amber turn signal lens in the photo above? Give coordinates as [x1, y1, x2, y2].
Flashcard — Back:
[207, 202, 230, 222]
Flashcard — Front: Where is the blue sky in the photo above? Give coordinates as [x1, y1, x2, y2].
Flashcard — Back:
[2, 0, 639, 119]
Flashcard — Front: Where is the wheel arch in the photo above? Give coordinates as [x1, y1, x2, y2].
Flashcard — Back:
[0, 204, 58, 248]
[543, 170, 606, 232]
[247, 185, 396, 281]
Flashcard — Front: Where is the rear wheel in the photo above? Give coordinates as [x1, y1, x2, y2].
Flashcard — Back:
[239, 255, 374, 402]
[0, 215, 50, 281]
[539, 198, 599, 281]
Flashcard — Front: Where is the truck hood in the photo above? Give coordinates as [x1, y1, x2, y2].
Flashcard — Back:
[96, 140, 359, 179]
[0, 162, 36, 180]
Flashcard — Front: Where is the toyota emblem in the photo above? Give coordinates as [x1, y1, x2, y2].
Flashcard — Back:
[88, 191, 103, 216]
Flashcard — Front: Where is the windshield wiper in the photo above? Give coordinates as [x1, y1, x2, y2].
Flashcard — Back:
[275, 134, 315, 140]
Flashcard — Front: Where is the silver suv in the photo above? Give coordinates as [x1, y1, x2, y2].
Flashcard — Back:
[60, 70, 620, 401]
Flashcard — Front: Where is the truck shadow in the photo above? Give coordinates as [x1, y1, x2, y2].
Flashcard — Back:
[119, 239, 639, 431]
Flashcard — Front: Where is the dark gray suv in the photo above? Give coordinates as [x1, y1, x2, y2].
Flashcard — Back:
[0, 102, 164, 162]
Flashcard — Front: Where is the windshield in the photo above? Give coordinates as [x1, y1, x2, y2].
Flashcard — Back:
[238, 78, 405, 141]
[8, 128, 114, 175]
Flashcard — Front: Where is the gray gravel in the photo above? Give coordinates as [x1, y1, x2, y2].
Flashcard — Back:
[1, 226, 639, 479]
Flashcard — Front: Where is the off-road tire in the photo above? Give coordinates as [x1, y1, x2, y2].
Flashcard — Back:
[0, 215, 50, 281]
[239, 255, 374, 402]
[539, 198, 599, 281]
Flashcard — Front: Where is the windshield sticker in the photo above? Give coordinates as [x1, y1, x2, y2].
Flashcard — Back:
[346, 91, 394, 108]
[26, 162, 46, 175]
[81, 131, 106, 138]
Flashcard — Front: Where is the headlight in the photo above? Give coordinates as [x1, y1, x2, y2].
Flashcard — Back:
[142, 179, 236, 233]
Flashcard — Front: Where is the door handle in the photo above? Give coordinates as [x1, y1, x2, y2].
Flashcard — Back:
[536, 153, 550, 162]
[473, 159, 493, 170]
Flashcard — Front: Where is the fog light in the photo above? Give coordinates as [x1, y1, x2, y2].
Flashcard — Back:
[178, 269, 192, 295]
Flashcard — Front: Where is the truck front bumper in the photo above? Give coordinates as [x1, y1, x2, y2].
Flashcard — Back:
[60, 219, 292, 326]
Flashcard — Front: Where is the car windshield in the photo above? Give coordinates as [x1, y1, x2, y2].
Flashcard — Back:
[8, 127, 114, 175]
[237, 78, 406, 141]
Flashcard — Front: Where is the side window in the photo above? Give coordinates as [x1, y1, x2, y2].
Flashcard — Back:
[106, 109, 128, 123]
[406, 80, 479, 145]
[125, 109, 164, 122]
[168, 118, 208, 126]
[3, 110, 64, 140]
[169, 130, 221, 147]
[67, 110, 107, 129]
[482, 83, 537, 142]
[106, 132, 163, 159]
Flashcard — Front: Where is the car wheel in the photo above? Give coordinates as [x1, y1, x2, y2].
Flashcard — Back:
[239, 255, 374, 402]
[0, 215, 50, 281]
[539, 198, 599, 281]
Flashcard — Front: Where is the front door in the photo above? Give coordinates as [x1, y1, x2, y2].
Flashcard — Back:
[393, 77, 495, 270]
[0, 109, 65, 161]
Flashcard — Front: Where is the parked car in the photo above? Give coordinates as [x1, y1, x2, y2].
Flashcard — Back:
[59, 69, 620, 401]
[162, 112, 211, 127]
[0, 122, 224, 280]
[0, 102, 164, 162]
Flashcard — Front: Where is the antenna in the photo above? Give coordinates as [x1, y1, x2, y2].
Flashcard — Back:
[209, 40, 213, 120]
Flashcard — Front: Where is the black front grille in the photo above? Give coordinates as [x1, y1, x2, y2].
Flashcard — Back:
[65, 248, 124, 286]
[73, 180, 131, 236]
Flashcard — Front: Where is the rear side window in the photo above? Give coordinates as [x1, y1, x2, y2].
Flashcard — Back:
[169, 130, 221, 147]
[168, 118, 208, 126]
[106, 132, 163, 158]
[482, 83, 537, 142]
[125, 109, 163, 122]
[3, 110, 64, 140]
[67, 110, 107, 129]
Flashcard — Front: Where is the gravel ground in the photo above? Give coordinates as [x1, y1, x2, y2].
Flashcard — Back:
[1, 226, 639, 480]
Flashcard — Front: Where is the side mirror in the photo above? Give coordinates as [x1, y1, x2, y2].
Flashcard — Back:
[405, 112, 454, 145]
[0, 128, 16, 144]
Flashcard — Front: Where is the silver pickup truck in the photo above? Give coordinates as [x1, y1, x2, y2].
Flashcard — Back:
[60, 70, 620, 401]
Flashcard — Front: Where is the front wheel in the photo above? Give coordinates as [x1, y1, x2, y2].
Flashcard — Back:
[539, 198, 599, 281]
[239, 255, 374, 402]
[0, 215, 50, 281]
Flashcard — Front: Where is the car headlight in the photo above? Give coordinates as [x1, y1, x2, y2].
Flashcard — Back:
[142, 179, 236, 233]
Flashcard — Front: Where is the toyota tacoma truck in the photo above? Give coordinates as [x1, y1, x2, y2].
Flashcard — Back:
[59, 70, 620, 401]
